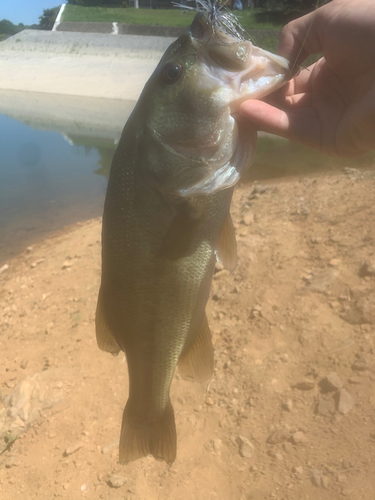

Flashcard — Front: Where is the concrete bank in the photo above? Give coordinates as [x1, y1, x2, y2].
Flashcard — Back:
[0, 30, 175, 101]
[56, 21, 186, 38]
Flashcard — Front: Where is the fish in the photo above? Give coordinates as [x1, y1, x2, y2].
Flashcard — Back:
[95, 0, 290, 466]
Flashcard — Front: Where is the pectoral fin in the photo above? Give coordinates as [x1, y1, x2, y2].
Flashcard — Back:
[158, 209, 201, 261]
[95, 289, 121, 356]
[215, 212, 238, 272]
[178, 314, 214, 383]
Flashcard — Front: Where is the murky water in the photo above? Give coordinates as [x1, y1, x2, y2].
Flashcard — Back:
[0, 113, 110, 262]
[1, 91, 373, 264]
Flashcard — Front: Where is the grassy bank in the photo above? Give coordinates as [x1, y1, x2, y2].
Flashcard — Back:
[62, 5, 284, 30]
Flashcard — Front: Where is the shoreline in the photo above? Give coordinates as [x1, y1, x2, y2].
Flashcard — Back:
[0, 30, 174, 101]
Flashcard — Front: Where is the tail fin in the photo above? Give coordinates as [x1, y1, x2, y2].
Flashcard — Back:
[119, 399, 176, 466]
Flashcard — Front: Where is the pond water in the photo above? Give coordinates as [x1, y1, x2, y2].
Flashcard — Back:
[0, 113, 110, 263]
[1, 91, 374, 264]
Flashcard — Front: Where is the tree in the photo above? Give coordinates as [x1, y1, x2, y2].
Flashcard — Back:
[0, 19, 25, 35]
[67, 1, 126, 5]
[39, 6, 60, 30]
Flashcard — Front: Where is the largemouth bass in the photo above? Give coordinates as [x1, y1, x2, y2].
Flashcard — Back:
[96, 2, 289, 465]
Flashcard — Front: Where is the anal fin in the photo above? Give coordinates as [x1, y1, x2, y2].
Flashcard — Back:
[95, 289, 121, 356]
[119, 399, 176, 466]
[215, 212, 238, 272]
[178, 314, 214, 383]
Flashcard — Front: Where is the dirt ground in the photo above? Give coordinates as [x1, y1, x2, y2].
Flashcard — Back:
[0, 167, 374, 500]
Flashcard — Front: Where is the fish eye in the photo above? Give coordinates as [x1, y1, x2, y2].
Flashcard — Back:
[161, 62, 183, 84]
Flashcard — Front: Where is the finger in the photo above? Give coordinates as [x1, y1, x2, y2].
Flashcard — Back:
[284, 64, 316, 95]
[239, 100, 322, 150]
[278, 13, 322, 65]
[262, 89, 312, 110]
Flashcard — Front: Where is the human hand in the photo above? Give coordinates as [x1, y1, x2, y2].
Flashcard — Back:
[240, 0, 375, 156]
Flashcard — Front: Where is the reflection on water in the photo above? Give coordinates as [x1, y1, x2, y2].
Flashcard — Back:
[1, 90, 374, 264]
[0, 114, 108, 262]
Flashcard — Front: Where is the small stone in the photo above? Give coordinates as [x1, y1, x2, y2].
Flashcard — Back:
[267, 429, 289, 444]
[321, 476, 330, 489]
[205, 397, 214, 406]
[5, 456, 17, 468]
[194, 405, 202, 412]
[310, 236, 322, 244]
[337, 474, 347, 483]
[63, 442, 83, 457]
[0, 264, 9, 274]
[337, 389, 355, 415]
[351, 360, 369, 372]
[321, 372, 344, 392]
[237, 436, 254, 458]
[252, 184, 269, 195]
[62, 260, 73, 270]
[283, 442, 294, 453]
[214, 262, 224, 273]
[20, 358, 28, 369]
[282, 399, 293, 412]
[212, 288, 225, 301]
[30, 258, 44, 268]
[101, 439, 119, 455]
[81, 483, 93, 493]
[348, 376, 361, 384]
[293, 380, 314, 391]
[359, 260, 375, 277]
[274, 453, 283, 461]
[291, 431, 308, 445]
[63, 484, 70, 491]
[212, 439, 222, 452]
[280, 353, 289, 363]
[293, 466, 303, 475]
[107, 475, 127, 488]
[329, 259, 341, 267]
[26, 246, 33, 253]
[243, 213, 254, 226]
[316, 397, 335, 415]
[310, 469, 322, 487]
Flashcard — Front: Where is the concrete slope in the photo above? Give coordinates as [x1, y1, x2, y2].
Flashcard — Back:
[0, 30, 176, 101]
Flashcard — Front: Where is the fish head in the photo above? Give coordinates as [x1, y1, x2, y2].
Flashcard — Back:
[137, 8, 290, 197]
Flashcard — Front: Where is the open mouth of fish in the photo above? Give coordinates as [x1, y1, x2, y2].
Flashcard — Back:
[172, 12, 290, 197]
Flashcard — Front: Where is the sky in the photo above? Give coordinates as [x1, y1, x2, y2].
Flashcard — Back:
[0, 1, 66, 26]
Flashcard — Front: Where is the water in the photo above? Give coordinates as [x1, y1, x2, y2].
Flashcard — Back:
[0, 114, 113, 262]
[1, 90, 374, 264]
[0, 91, 136, 263]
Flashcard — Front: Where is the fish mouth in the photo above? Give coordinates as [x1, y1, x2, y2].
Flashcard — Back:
[189, 11, 290, 111]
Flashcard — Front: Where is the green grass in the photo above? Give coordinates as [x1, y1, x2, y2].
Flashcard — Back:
[62, 5, 284, 30]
